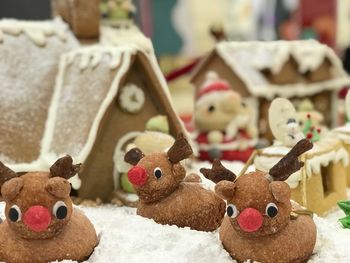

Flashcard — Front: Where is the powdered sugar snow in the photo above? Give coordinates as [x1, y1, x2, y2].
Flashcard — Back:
[0, 171, 349, 263]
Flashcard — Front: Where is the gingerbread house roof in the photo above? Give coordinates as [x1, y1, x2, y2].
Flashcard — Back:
[100, 26, 154, 54]
[0, 18, 78, 166]
[191, 40, 350, 99]
[254, 137, 349, 188]
[5, 45, 182, 173]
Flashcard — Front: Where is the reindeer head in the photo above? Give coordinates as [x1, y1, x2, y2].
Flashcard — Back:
[0, 156, 81, 240]
[204, 139, 312, 237]
[124, 133, 193, 203]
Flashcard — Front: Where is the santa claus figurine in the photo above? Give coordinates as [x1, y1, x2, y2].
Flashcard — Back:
[193, 71, 257, 162]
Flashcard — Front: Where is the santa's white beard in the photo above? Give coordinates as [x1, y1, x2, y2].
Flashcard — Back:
[225, 115, 249, 140]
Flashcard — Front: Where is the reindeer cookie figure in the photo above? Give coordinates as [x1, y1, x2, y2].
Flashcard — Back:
[124, 133, 227, 231]
[0, 156, 98, 263]
[201, 139, 317, 263]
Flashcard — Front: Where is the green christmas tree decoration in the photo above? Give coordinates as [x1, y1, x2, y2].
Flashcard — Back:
[338, 200, 350, 215]
[338, 200, 350, 229]
[302, 113, 321, 143]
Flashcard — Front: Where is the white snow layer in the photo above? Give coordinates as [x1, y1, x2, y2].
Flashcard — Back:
[0, 199, 349, 263]
[1, 173, 349, 262]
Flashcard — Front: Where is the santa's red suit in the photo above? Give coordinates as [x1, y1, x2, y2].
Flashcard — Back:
[196, 130, 254, 162]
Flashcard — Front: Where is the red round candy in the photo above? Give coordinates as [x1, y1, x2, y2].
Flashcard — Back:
[23, 205, 52, 232]
[237, 208, 263, 232]
[128, 166, 148, 186]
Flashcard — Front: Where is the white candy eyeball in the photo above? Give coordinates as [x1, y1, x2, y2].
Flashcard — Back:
[226, 204, 239, 218]
[154, 167, 162, 179]
[9, 205, 21, 222]
[266, 202, 278, 218]
[53, 201, 68, 220]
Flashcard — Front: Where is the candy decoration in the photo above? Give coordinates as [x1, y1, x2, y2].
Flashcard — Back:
[338, 200, 350, 229]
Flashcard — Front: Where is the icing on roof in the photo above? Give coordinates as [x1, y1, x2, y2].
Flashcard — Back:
[40, 45, 181, 165]
[207, 40, 350, 99]
[0, 18, 68, 46]
[0, 18, 79, 167]
[41, 45, 138, 165]
[254, 137, 349, 188]
[333, 124, 350, 143]
[1, 44, 181, 174]
[100, 26, 154, 54]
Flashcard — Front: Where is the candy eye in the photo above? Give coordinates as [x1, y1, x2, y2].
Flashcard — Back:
[53, 201, 68, 220]
[154, 167, 162, 179]
[226, 204, 239, 218]
[9, 205, 21, 222]
[208, 105, 215, 112]
[266, 203, 278, 218]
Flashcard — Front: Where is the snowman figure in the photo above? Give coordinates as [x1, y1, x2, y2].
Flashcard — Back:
[193, 71, 256, 162]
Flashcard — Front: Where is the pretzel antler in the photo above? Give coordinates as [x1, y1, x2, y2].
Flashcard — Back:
[200, 159, 237, 183]
[167, 133, 193, 164]
[50, 155, 81, 180]
[269, 139, 313, 181]
[0, 161, 17, 187]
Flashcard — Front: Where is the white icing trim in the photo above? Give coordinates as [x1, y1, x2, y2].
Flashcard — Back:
[0, 17, 68, 46]
[10, 44, 189, 181]
[100, 26, 154, 54]
[254, 139, 349, 188]
[113, 131, 143, 190]
[54, 47, 134, 164]
[333, 124, 350, 144]
[118, 83, 145, 113]
[214, 40, 350, 99]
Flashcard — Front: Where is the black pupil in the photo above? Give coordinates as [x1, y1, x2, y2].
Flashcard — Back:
[9, 208, 19, 222]
[208, 105, 215, 112]
[267, 206, 278, 218]
[227, 206, 234, 217]
[56, 206, 68, 220]
[154, 169, 162, 179]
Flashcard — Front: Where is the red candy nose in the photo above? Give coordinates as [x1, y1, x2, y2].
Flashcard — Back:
[237, 208, 263, 232]
[23, 205, 51, 232]
[128, 166, 147, 186]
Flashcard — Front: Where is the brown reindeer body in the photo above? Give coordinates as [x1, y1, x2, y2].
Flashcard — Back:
[125, 134, 226, 231]
[205, 139, 317, 263]
[138, 182, 225, 231]
[0, 157, 98, 263]
[0, 208, 96, 263]
[218, 173, 316, 263]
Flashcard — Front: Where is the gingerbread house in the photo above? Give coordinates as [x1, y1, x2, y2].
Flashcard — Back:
[253, 97, 349, 216]
[254, 137, 348, 216]
[41, 46, 183, 201]
[190, 40, 350, 139]
[0, 18, 78, 166]
[0, 19, 184, 202]
[333, 92, 350, 186]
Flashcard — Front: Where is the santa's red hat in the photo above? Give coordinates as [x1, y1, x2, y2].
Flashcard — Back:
[196, 71, 231, 99]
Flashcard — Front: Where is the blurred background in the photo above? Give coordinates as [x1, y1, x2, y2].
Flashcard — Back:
[1, 0, 348, 120]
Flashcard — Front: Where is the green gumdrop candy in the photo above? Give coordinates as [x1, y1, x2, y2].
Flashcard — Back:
[120, 173, 135, 193]
[339, 216, 350, 229]
[146, 115, 169, 134]
[338, 200, 350, 215]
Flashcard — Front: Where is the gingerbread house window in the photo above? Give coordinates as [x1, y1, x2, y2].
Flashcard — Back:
[320, 165, 334, 196]
[118, 83, 145, 114]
